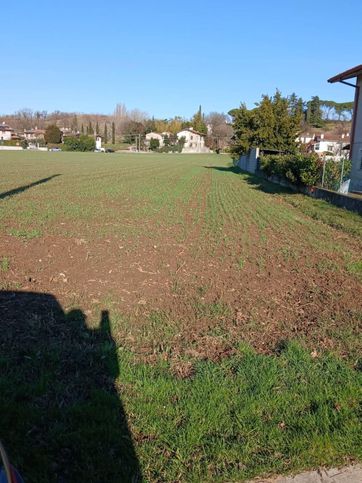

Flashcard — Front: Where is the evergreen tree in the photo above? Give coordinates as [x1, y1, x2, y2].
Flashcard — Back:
[111, 122, 115, 144]
[306, 96, 324, 127]
[88, 121, 93, 135]
[229, 90, 302, 157]
[71, 115, 78, 133]
[104, 123, 108, 144]
[81, 124, 84, 135]
[96, 121, 100, 135]
[289, 93, 305, 122]
[192, 105, 207, 134]
[44, 125, 62, 144]
[228, 104, 256, 155]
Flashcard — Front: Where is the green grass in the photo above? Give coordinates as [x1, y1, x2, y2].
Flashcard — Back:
[124, 342, 362, 482]
[346, 260, 362, 280]
[0, 256, 10, 272]
[103, 142, 132, 151]
[0, 151, 361, 481]
[9, 228, 42, 239]
[1, 326, 361, 482]
[241, 172, 362, 239]
[286, 196, 362, 239]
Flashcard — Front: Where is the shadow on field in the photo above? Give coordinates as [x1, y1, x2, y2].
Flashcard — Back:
[0, 291, 142, 482]
[203, 165, 240, 174]
[203, 165, 295, 195]
[0, 175, 61, 200]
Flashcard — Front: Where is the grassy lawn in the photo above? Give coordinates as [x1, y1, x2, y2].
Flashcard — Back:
[240, 171, 362, 239]
[0, 151, 361, 482]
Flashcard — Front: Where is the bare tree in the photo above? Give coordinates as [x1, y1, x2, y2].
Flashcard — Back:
[205, 112, 233, 149]
[128, 108, 149, 123]
[113, 103, 149, 135]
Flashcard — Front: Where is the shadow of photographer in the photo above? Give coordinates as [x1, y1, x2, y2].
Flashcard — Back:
[0, 290, 142, 482]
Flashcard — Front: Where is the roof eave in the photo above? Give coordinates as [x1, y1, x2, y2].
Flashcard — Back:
[328, 64, 362, 83]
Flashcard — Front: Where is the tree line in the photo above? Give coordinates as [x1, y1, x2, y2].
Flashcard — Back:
[1, 104, 233, 147]
[229, 90, 352, 189]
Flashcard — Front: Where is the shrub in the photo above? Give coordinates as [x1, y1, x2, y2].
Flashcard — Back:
[155, 136, 185, 153]
[45, 125, 62, 144]
[1, 139, 21, 146]
[260, 153, 321, 187]
[322, 158, 351, 191]
[149, 138, 160, 151]
[63, 136, 95, 152]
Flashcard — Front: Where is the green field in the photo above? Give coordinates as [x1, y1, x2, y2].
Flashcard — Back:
[0, 151, 361, 482]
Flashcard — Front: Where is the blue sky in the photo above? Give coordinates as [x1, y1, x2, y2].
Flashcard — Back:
[2, 0, 361, 118]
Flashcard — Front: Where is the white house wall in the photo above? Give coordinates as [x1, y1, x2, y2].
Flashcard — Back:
[177, 130, 207, 153]
[313, 141, 345, 155]
[350, 74, 362, 191]
[145, 133, 164, 147]
[0, 130, 12, 141]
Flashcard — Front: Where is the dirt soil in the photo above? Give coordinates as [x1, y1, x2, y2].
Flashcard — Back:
[1, 158, 361, 365]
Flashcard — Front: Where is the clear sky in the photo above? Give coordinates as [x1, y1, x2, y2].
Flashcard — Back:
[2, 0, 361, 118]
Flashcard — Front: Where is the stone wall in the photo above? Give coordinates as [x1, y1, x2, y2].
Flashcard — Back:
[237, 148, 259, 173]
[251, 169, 362, 215]
[306, 187, 362, 214]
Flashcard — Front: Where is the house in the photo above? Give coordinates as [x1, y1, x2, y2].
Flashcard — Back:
[328, 65, 362, 192]
[298, 132, 318, 144]
[23, 128, 45, 141]
[161, 131, 173, 139]
[95, 135, 104, 151]
[0, 122, 14, 141]
[307, 132, 350, 159]
[145, 132, 164, 147]
[176, 127, 209, 153]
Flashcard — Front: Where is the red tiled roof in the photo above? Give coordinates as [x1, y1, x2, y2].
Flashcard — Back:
[318, 132, 349, 142]
[0, 124, 13, 131]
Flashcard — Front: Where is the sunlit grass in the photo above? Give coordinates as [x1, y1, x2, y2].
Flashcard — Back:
[0, 151, 361, 481]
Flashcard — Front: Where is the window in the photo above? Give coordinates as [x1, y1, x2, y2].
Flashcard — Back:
[327, 144, 334, 152]
[314, 143, 320, 151]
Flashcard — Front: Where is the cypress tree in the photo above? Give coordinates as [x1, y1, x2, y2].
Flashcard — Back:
[192, 105, 207, 134]
[112, 122, 115, 144]
[104, 123, 108, 144]
[96, 121, 100, 135]
[71, 115, 78, 133]
[81, 124, 84, 135]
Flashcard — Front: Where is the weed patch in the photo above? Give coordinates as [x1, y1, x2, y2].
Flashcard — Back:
[0, 256, 9, 272]
[9, 228, 41, 239]
[346, 260, 362, 280]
